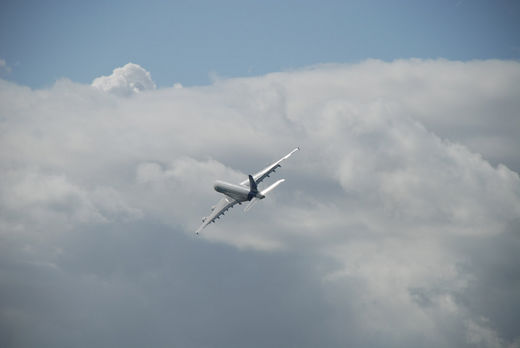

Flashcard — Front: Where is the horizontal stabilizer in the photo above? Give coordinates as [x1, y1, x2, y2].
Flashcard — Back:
[244, 179, 285, 212]
[261, 179, 285, 195]
[244, 197, 259, 212]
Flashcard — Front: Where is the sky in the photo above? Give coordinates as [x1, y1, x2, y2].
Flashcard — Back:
[1, 1, 520, 348]
[1, 0, 520, 87]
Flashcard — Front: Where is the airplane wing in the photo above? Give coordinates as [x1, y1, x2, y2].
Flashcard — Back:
[240, 147, 299, 186]
[195, 196, 240, 234]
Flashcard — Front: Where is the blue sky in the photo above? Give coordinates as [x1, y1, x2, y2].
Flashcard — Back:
[1, 0, 519, 88]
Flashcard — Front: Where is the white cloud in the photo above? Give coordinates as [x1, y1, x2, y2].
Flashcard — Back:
[91, 63, 156, 96]
[1, 59, 520, 347]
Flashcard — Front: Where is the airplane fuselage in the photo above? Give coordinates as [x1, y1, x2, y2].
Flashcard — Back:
[214, 180, 264, 202]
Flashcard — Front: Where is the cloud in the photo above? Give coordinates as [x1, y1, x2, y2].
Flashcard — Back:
[1, 60, 519, 347]
[0, 58, 11, 74]
[91, 63, 156, 96]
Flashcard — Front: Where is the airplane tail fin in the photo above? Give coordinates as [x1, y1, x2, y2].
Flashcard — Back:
[248, 175, 258, 193]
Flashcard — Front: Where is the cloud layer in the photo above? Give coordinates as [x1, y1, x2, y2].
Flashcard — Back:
[1, 60, 519, 348]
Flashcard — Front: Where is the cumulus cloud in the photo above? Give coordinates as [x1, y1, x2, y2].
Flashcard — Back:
[1, 60, 519, 348]
[91, 62, 156, 96]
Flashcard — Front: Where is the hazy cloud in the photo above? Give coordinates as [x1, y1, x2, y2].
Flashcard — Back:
[0, 58, 11, 74]
[1, 60, 519, 348]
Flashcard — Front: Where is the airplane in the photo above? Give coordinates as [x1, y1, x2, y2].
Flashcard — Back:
[196, 147, 299, 234]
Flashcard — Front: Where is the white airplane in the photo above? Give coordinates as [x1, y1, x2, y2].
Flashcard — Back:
[196, 147, 299, 234]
